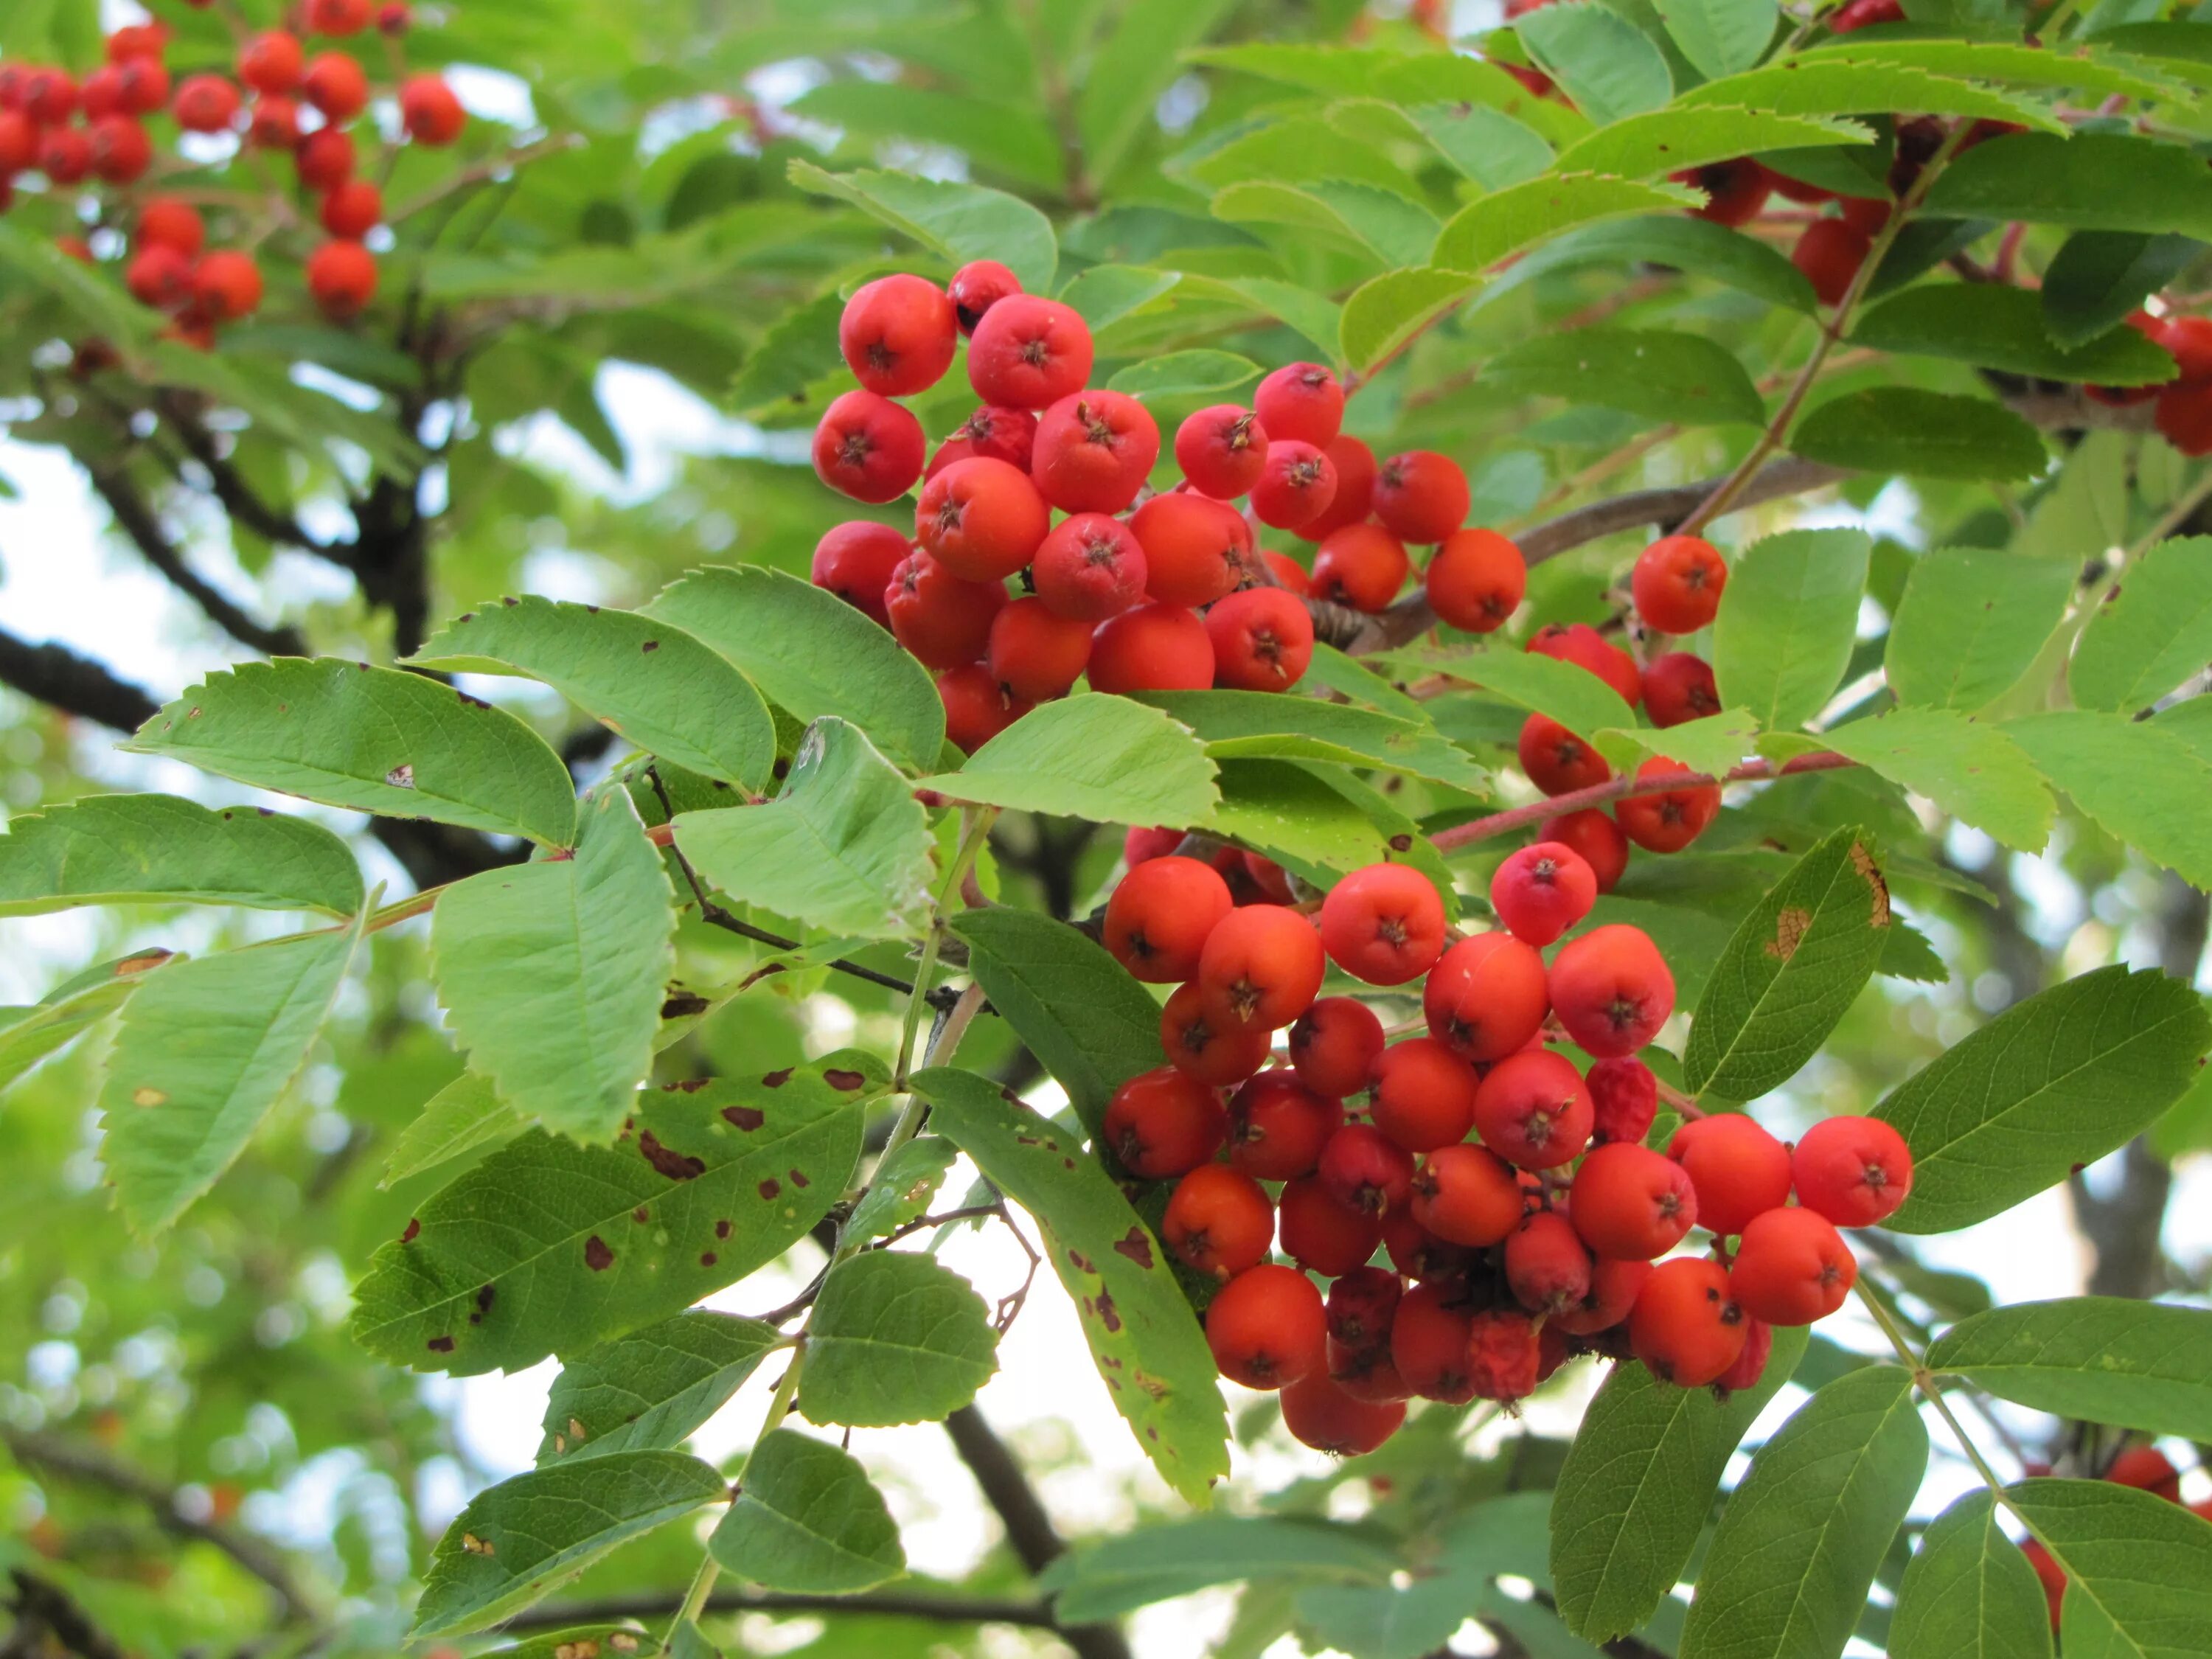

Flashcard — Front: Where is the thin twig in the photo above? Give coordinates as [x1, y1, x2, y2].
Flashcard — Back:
[1430, 751, 1855, 852]
[86, 467, 307, 658]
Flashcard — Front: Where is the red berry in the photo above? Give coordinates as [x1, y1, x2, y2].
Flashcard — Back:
[915, 455, 1050, 582]
[1634, 535, 1730, 635]
[106, 25, 170, 62]
[307, 0, 375, 32]
[1281, 1368, 1405, 1454]
[1326, 1264, 1402, 1351]
[1329, 1338, 1413, 1403]
[1228, 1071, 1343, 1182]
[23, 69, 78, 125]
[1426, 528, 1526, 633]
[1528, 622, 1642, 706]
[191, 251, 262, 321]
[1088, 602, 1215, 695]
[1124, 827, 1186, 866]
[1391, 1279, 1477, 1403]
[1539, 808, 1630, 894]
[1129, 492, 1250, 608]
[1105, 856, 1234, 984]
[1668, 1114, 1794, 1237]
[1630, 1257, 1747, 1387]
[1205, 585, 1313, 693]
[88, 115, 150, 184]
[320, 177, 382, 239]
[987, 596, 1092, 701]
[2155, 380, 2212, 456]
[1160, 981, 1273, 1088]
[116, 58, 170, 116]
[1791, 1116, 1913, 1227]
[1279, 1174, 1385, 1276]
[1615, 759, 1722, 854]
[1174, 404, 1268, 500]
[1208, 1264, 1326, 1390]
[400, 74, 467, 145]
[126, 245, 194, 309]
[1713, 1318, 1773, 1394]
[1319, 1122, 1416, 1217]
[940, 406, 1037, 474]
[1249, 439, 1338, 530]
[1548, 924, 1674, 1058]
[1586, 1056, 1658, 1145]
[1830, 0, 1904, 27]
[1032, 390, 1158, 515]
[1490, 840, 1598, 948]
[137, 198, 205, 257]
[1518, 714, 1613, 797]
[1103, 1065, 1227, 1180]
[1199, 904, 1325, 1032]
[967, 294, 1093, 409]
[2157, 314, 2212, 381]
[1410, 1141, 1523, 1246]
[884, 551, 1004, 669]
[2105, 1445, 2183, 1502]
[936, 664, 1029, 754]
[1730, 1206, 1857, 1325]
[378, 1, 412, 33]
[1288, 996, 1385, 1099]
[813, 389, 926, 504]
[1319, 863, 1446, 987]
[1473, 1049, 1593, 1169]
[1792, 218, 1872, 307]
[1372, 451, 1469, 544]
[1254, 361, 1345, 448]
[1554, 1255, 1652, 1335]
[81, 66, 126, 120]
[173, 73, 241, 133]
[1644, 652, 1722, 728]
[1571, 1142, 1698, 1259]
[810, 521, 909, 628]
[1368, 1037, 1478, 1154]
[1310, 524, 1408, 613]
[296, 128, 355, 190]
[1422, 932, 1549, 1062]
[0, 111, 33, 175]
[947, 259, 1020, 335]
[302, 54, 369, 122]
[2020, 1540, 2067, 1627]
[1506, 1210, 1593, 1315]
[1382, 1204, 1482, 1281]
[1296, 436, 1377, 543]
[240, 32, 304, 95]
[38, 128, 94, 185]
[1466, 1309, 1543, 1402]
[1264, 551, 1312, 594]
[1034, 512, 1148, 620]
[1677, 159, 1770, 228]
[1164, 1164, 1274, 1280]
[840, 272, 959, 398]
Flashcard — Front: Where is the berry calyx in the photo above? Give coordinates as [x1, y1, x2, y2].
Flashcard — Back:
[1730, 1206, 1857, 1325]
[1163, 1164, 1275, 1280]
[1102, 1066, 1227, 1180]
[1033, 511, 1149, 620]
[1633, 535, 1729, 635]
[1104, 855, 1234, 984]
[1032, 390, 1160, 515]
[1207, 1263, 1326, 1390]
[1628, 1256, 1746, 1387]
[1791, 1115, 1913, 1226]
[1490, 839, 1598, 947]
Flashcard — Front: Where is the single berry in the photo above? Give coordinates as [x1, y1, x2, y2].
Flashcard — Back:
[1615, 760, 1722, 854]
[1103, 1065, 1227, 1180]
[1729, 1206, 1857, 1324]
[813, 389, 926, 504]
[20, 68, 77, 124]
[840, 273, 959, 397]
[1160, 981, 1273, 1088]
[1410, 1141, 1523, 1247]
[1505, 1210, 1593, 1315]
[1105, 855, 1234, 983]
[1088, 602, 1216, 694]
[1792, 218, 1872, 307]
[1207, 1263, 1326, 1390]
[1310, 524, 1409, 613]
[1528, 622, 1642, 706]
[137, 198, 205, 257]
[296, 127, 355, 191]
[1382, 1203, 1480, 1281]
[400, 74, 467, 145]
[987, 596, 1093, 701]
[947, 258, 1020, 335]
[1296, 435, 1377, 543]
[1279, 1174, 1386, 1276]
[1372, 451, 1470, 544]
[1319, 1122, 1416, 1218]
[1628, 1256, 1747, 1387]
[1426, 528, 1526, 633]
[319, 178, 383, 240]
[967, 293, 1093, 408]
[1422, 932, 1549, 1062]
[1281, 1369, 1405, 1455]
[936, 664, 1029, 754]
[2104, 1445, 2183, 1502]
[1329, 1338, 1413, 1404]
[172, 72, 241, 132]
[306, 240, 378, 319]
[1554, 1255, 1652, 1335]
[126, 245, 194, 310]
[2020, 1540, 2067, 1628]
[1390, 1279, 1477, 1403]
[884, 551, 1005, 669]
[1586, 1056, 1658, 1145]
[1571, 1142, 1698, 1259]
[1206, 586, 1313, 693]
[1791, 1116, 1913, 1227]
[1473, 1049, 1593, 1169]
[1368, 1037, 1479, 1153]
[1712, 1317, 1774, 1395]
[1265, 550, 1312, 593]
[239, 32, 304, 95]
[1130, 492, 1251, 608]
[1250, 439, 1338, 531]
[1198, 904, 1325, 1032]
[1228, 1072, 1343, 1182]
[810, 521, 909, 629]
[1253, 361, 1345, 448]
[1548, 924, 1675, 1057]
[191, 251, 263, 321]
[1539, 808, 1630, 893]
[1124, 827, 1186, 866]
[1034, 511, 1149, 620]
[941, 406, 1037, 474]
[1633, 535, 1730, 634]
[1677, 159, 1770, 227]
[1643, 652, 1722, 728]
[307, 0, 375, 31]
[915, 455, 1051, 582]
[1326, 1265, 1402, 1352]
[1164, 1165, 1275, 1281]
[1518, 714, 1613, 797]
[1288, 996, 1385, 1099]
[1319, 863, 1446, 987]
[1032, 390, 1160, 515]
[38, 128, 94, 185]
[1466, 1309, 1543, 1402]
[1174, 404, 1268, 500]
[116, 58, 170, 116]
[1490, 840, 1598, 948]
[1668, 1114, 1794, 1237]
[302, 53, 369, 122]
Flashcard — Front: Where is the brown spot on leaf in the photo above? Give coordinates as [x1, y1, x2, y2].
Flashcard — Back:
[569, 1417, 587, 1441]
[789, 1168, 810, 1189]
[115, 950, 172, 976]
[385, 763, 416, 789]
[664, 1078, 710, 1093]
[638, 1130, 705, 1181]
[1068, 1251, 1096, 1275]
[476, 1285, 495, 1315]
[723, 1105, 765, 1131]
[584, 1236, 614, 1271]
[402, 1217, 420, 1244]
[131, 1086, 167, 1107]
[641, 640, 659, 653]
[1093, 1289, 1122, 1332]
[714, 1219, 731, 1239]
[1388, 833, 1413, 852]
[661, 990, 709, 1018]
[1765, 907, 1812, 961]
[633, 1206, 649, 1224]
[1849, 841, 1891, 927]
[462, 1532, 494, 1556]
[1113, 1228, 1155, 1269]
[759, 1178, 782, 1200]
[427, 1335, 454, 1353]
[700, 1251, 717, 1267]
[824, 1068, 867, 1091]
[761, 1068, 793, 1089]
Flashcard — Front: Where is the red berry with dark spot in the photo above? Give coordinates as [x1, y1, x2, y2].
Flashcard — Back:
[1791, 1116, 1913, 1226]
[915, 455, 1050, 581]
[1629, 1256, 1747, 1387]
[126, 245, 194, 309]
[1319, 1122, 1416, 1217]
[1712, 1317, 1773, 1395]
[22, 69, 78, 124]
[1644, 652, 1722, 728]
[1490, 839, 1598, 947]
[1669, 1114, 1794, 1237]
[1032, 390, 1159, 515]
[936, 664, 1029, 754]
[1289, 995, 1385, 1099]
[1519, 714, 1613, 797]
[1677, 159, 1770, 227]
[987, 595, 1093, 701]
[1528, 622, 1643, 706]
[967, 293, 1093, 409]
[840, 272, 959, 398]
[1034, 511, 1149, 620]
[1088, 602, 1216, 695]
[1426, 528, 1526, 633]
[1554, 1255, 1652, 1335]
[884, 551, 1005, 670]
[1616, 759, 1722, 854]
[1369, 1037, 1478, 1154]
[1228, 1071, 1341, 1182]
[1281, 1368, 1405, 1454]
[1391, 1279, 1477, 1403]
[1104, 1065, 1227, 1180]
[1130, 492, 1250, 608]
[1548, 924, 1674, 1057]
[1411, 1141, 1523, 1247]
[1731, 1206, 1857, 1324]
[1197, 904, 1324, 1032]
[814, 389, 925, 504]
[320, 177, 382, 239]
[1330, 1338, 1413, 1403]
[1160, 981, 1273, 1088]
[1634, 535, 1730, 635]
[173, 72, 240, 132]
[939, 406, 1037, 474]
[1326, 1264, 1402, 1351]
[1472, 1048, 1593, 1169]
[296, 127, 355, 190]
[1423, 932, 1549, 1062]
[400, 74, 467, 145]
[947, 258, 1020, 335]
[1164, 1164, 1274, 1280]
[1505, 1210, 1592, 1315]
[1319, 863, 1446, 987]
[90, 115, 151, 183]
[1311, 524, 1409, 613]
[116, 58, 170, 116]
[1175, 403, 1269, 500]
[1297, 435, 1377, 543]
[191, 250, 263, 321]
[1279, 1174, 1385, 1276]
[810, 521, 909, 628]
[1254, 361, 1344, 448]
[1250, 439, 1338, 531]
[138, 197, 204, 257]
[1540, 808, 1630, 893]
[1105, 855, 1234, 984]
[1585, 1056, 1658, 1145]
[38, 128, 94, 185]
[1571, 1142, 1698, 1259]
[1206, 585, 1313, 692]
[1372, 450, 1470, 545]
[1208, 1263, 1326, 1390]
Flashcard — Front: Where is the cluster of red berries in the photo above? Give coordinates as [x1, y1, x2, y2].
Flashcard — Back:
[0, 0, 462, 346]
[2106, 310, 2212, 457]
[807, 263, 1532, 751]
[2019, 1445, 2211, 1624]
[1094, 829, 1913, 1455]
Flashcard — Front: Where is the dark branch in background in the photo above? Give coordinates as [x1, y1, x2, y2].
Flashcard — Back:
[5, 1569, 130, 1659]
[154, 393, 339, 560]
[503, 1585, 1064, 1632]
[86, 467, 309, 659]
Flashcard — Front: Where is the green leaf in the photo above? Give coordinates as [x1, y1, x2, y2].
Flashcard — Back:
[1599, 709, 1761, 777]
[803, 1251, 998, 1426]
[1680, 1366, 1928, 1659]
[0, 222, 150, 346]
[1340, 267, 1482, 375]
[1552, 109, 1867, 182]
[1484, 213, 1820, 313]
[948, 908, 1166, 1138]
[644, 566, 942, 775]
[1923, 132, 2212, 240]
[1079, 0, 1241, 179]
[1874, 964, 2211, 1234]
[1215, 181, 1440, 268]
[2005, 711, 2212, 891]
[1795, 36, 2184, 100]
[123, 659, 578, 847]
[677, 718, 936, 941]
[1683, 827, 1891, 1101]
[709, 1429, 905, 1593]
[0, 952, 169, 1095]
[1202, 759, 1455, 910]
[1108, 350, 1261, 398]
[100, 911, 366, 1235]
[786, 83, 1065, 192]
[913, 1065, 1228, 1504]
[351, 1057, 878, 1374]
[538, 1312, 780, 1464]
[1651, 0, 1779, 77]
[2070, 538, 2212, 713]
[918, 695, 1220, 827]
[1186, 117, 1422, 199]
[787, 161, 1055, 292]
[1378, 644, 1638, 742]
[1517, 4, 1675, 122]
[2009, 1478, 2212, 1659]
[1851, 284, 2176, 384]
[1060, 265, 1182, 333]
[1926, 1297, 2212, 1441]
[731, 291, 845, 419]
[1402, 101, 1557, 190]
[1302, 642, 1430, 720]
[1302, 1495, 1558, 1659]
[1677, 60, 2062, 130]
[1792, 389, 2046, 481]
[1890, 1491, 2054, 1659]
[1712, 529, 1871, 732]
[408, 597, 776, 791]
[0, 794, 363, 918]
[843, 1136, 961, 1242]
[1553, 1325, 1809, 1640]
[413, 1451, 726, 1637]
[431, 789, 675, 1145]
[1820, 711, 2055, 851]
[1483, 327, 1765, 426]
[1134, 690, 1492, 793]
[1885, 547, 2076, 712]
[1043, 1516, 1398, 1621]
[1434, 175, 1701, 271]
[380, 1071, 522, 1187]
[2041, 232, 2200, 349]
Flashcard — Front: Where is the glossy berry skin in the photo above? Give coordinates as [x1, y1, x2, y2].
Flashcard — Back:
[320, 178, 383, 239]
[1616, 760, 1722, 854]
[1163, 1164, 1274, 1280]
[1160, 981, 1273, 1088]
[1124, 827, 1186, 866]
[1793, 218, 1872, 307]
[840, 273, 959, 397]
[814, 390, 925, 504]
[1792, 1115, 1913, 1226]
[1105, 855, 1234, 983]
[307, 0, 374, 29]
[1669, 1114, 1794, 1237]
[1519, 714, 1613, 797]
[1368, 1037, 1478, 1154]
[931, 406, 1037, 476]
[138, 198, 206, 257]
[967, 294, 1093, 409]
[1129, 492, 1249, 608]
[1103, 1065, 1227, 1180]
[240, 32, 303, 95]
[38, 128, 94, 184]
[1297, 436, 1377, 543]
[250, 93, 302, 149]
[1311, 524, 1409, 613]
[1382, 1204, 1478, 1282]
[947, 259, 1020, 335]
[191, 251, 262, 321]
[306, 240, 378, 319]
[1491, 839, 1598, 947]
[1319, 863, 1446, 987]
[1713, 1318, 1773, 1394]
[1208, 1264, 1326, 1390]
[296, 128, 355, 191]
[1634, 535, 1729, 634]
[1629, 1257, 1747, 1387]
[127, 246, 194, 309]
[1426, 528, 1526, 633]
[1032, 391, 1159, 515]
[1540, 808, 1630, 894]
[1255, 362, 1345, 448]
[172, 73, 240, 132]
[1678, 159, 1770, 227]
[1264, 551, 1312, 594]
[1250, 439, 1338, 531]
[1528, 622, 1643, 706]
[1174, 405, 1268, 500]
[1088, 603, 1215, 694]
[2105, 1445, 2183, 1501]
[1034, 512, 1149, 621]
[1466, 1310, 1543, 1402]
[1391, 1279, 1478, 1403]
[1228, 1072, 1343, 1182]
[914, 456, 1049, 581]
[0, 111, 32, 175]
[1548, 924, 1675, 1058]
[1586, 1056, 1659, 1146]
[1278, 1175, 1385, 1276]
[987, 596, 1092, 701]
[1281, 1369, 1405, 1455]
[116, 58, 170, 116]
[1319, 1123, 1416, 1218]
[1197, 904, 1325, 1032]
[1730, 1206, 1857, 1325]
[1326, 1265, 1402, 1351]
[936, 664, 1029, 754]
[1423, 932, 1549, 1062]
[89, 114, 150, 183]
[2154, 380, 2212, 457]
[302, 53, 369, 122]
[884, 551, 1005, 669]
[1473, 1049, 1593, 1169]
[1571, 1142, 1698, 1259]
[810, 521, 909, 629]
[1644, 653, 1722, 728]
[1206, 586, 1314, 693]
[1288, 998, 1385, 1099]
[400, 74, 467, 145]
[1411, 1141, 1523, 1247]
[1372, 451, 1470, 544]
[1506, 1211, 1593, 1315]
[1554, 1256, 1652, 1335]
[2020, 1540, 2067, 1628]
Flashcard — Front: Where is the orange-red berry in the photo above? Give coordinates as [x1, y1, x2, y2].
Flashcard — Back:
[1088, 602, 1215, 695]
[1548, 924, 1674, 1057]
[1372, 450, 1469, 544]
[1629, 1256, 1747, 1387]
[1423, 932, 1549, 1062]
[916, 456, 1051, 582]
[1254, 361, 1344, 448]
[1281, 1368, 1405, 1454]
[1426, 527, 1526, 633]
[1668, 1113, 1794, 1237]
[987, 595, 1092, 701]
[840, 272, 959, 398]
[1105, 855, 1234, 984]
[947, 258, 1019, 335]
[883, 550, 1004, 669]
[1163, 1164, 1275, 1280]
[1370, 1037, 1479, 1154]
[810, 521, 909, 629]
[1473, 1048, 1593, 1169]
[1103, 1065, 1227, 1180]
[1160, 981, 1273, 1088]
[1490, 839, 1598, 947]
[1206, 585, 1314, 693]
[1032, 390, 1159, 515]
[1208, 1263, 1326, 1391]
[1228, 1071, 1343, 1182]
[1730, 1206, 1857, 1324]
[1173, 404, 1267, 501]
[815, 390, 927, 505]
[1633, 535, 1729, 635]
[1288, 995, 1385, 1099]
[1410, 1141, 1523, 1247]
[1571, 1142, 1698, 1259]
[1791, 1116, 1913, 1226]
